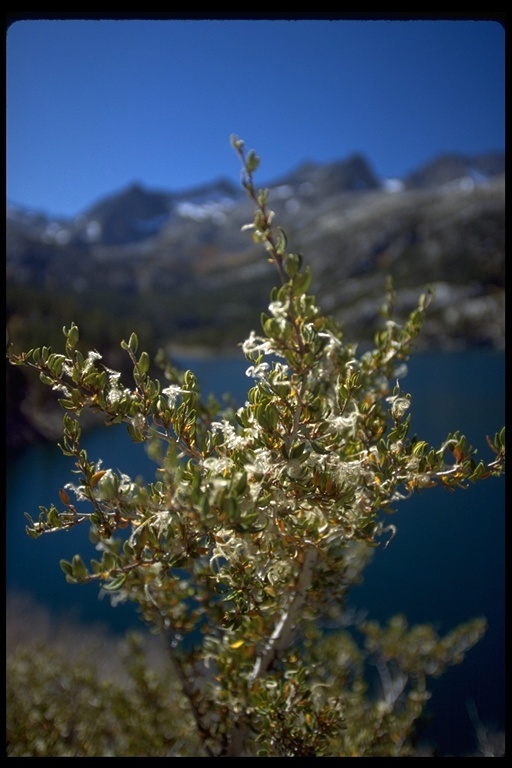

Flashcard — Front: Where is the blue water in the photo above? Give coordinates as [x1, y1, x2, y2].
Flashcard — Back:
[6, 350, 505, 755]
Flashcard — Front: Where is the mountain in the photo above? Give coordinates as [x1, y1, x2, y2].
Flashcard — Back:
[7, 150, 503, 249]
[7, 149, 504, 338]
[6, 149, 505, 450]
[402, 151, 504, 189]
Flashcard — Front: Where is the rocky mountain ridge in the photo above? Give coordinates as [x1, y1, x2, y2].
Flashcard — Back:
[6, 149, 505, 452]
[7, 150, 503, 249]
[7, 149, 505, 349]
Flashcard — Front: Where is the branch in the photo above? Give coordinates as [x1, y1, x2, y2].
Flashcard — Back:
[250, 545, 318, 682]
[225, 545, 318, 757]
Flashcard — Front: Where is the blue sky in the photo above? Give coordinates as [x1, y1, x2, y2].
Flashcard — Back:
[6, 16, 505, 218]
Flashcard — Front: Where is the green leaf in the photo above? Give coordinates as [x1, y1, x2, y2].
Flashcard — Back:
[285, 252, 303, 279]
[59, 559, 74, 577]
[57, 398, 76, 410]
[127, 424, 146, 443]
[138, 351, 150, 375]
[128, 332, 139, 354]
[246, 149, 260, 173]
[292, 265, 312, 295]
[39, 372, 54, 386]
[65, 323, 79, 349]
[233, 471, 248, 495]
[276, 227, 288, 255]
[102, 552, 116, 571]
[71, 554, 88, 583]
[102, 573, 128, 591]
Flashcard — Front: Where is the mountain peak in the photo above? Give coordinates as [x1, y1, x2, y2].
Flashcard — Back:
[7, 149, 504, 248]
[268, 153, 380, 195]
[404, 151, 504, 189]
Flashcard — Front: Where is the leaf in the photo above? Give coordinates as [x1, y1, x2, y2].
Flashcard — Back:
[246, 150, 260, 173]
[102, 573, 128, 591]
[276, 226, 288, 254]
[128, 332, 138, 354]
[39, 372, 54, 386]
[292, 265, 312, 295]
[65, 323, 79, 349]
[71, 554, 88, 582]
[90, 470, 107, 488]
[59, 559, 74, 577]
[138, 350, 150, 375]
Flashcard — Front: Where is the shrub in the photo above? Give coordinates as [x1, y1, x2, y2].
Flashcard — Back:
[6, 137, 505, 756]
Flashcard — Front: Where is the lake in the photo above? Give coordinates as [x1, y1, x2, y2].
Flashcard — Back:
[6, 349, 505, 756]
